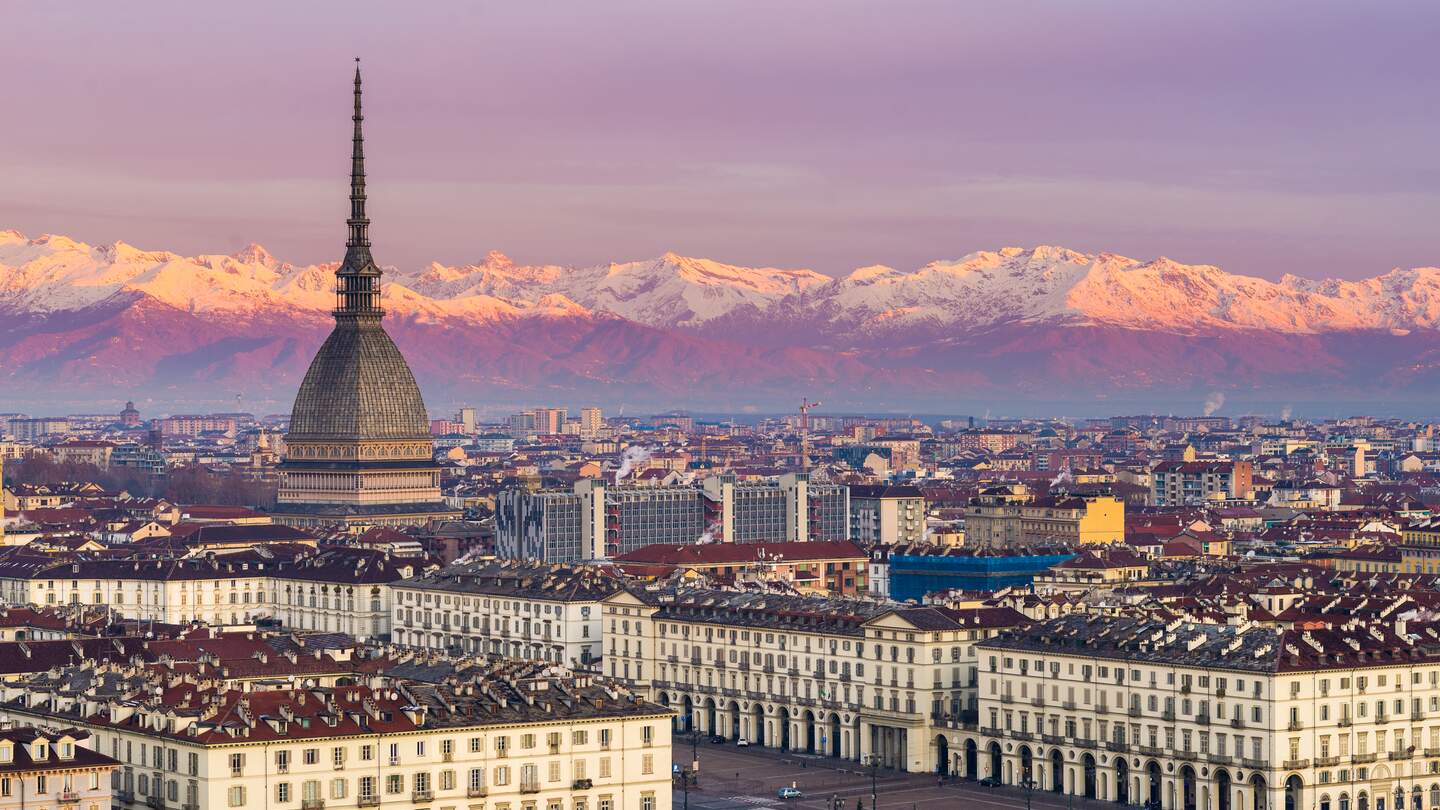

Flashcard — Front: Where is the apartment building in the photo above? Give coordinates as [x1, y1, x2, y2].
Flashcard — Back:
[0, 661, 672, 810]
[155, 415, 238, 438]
[0, 548, 430, 640]
[965, 485, 1125, 547]
[968, 613, 1440, 810]
[5, 419, 69, 441]
[495, 475, 849, 563]
[0, 727, 118, 810]
[602, 587, 1027, 772]
[579, 409, 605, 438]
[1151, 461, 1255, 506]
[390, 560, 622, 667]
[849, 484, 925, 547]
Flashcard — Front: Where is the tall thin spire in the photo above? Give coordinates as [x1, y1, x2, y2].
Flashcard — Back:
[336, 58, 382, 318]
[348, 58, 368, 251]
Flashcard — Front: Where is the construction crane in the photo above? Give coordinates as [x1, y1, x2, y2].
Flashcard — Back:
[798, 398, 822, 471]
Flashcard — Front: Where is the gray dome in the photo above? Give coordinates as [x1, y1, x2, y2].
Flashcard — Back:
[288, 321, 429, 440]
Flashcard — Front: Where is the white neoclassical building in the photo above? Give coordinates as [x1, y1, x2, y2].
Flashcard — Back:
[0, 663, 672, 810]
[967, 614, 1440, 810]
[390, 560, 621, 668]
[603, 586, 1027, 772]
[0, 548, 430, 641]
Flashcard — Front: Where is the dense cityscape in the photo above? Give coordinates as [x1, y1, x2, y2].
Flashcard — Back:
[10, 357, 1440, 810]
[6, 7, 1439, 810]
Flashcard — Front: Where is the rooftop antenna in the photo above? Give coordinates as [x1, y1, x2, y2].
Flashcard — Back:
[798, 398, 821, 471]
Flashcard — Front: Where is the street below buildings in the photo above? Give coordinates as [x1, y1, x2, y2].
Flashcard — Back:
[673, 742, 1106, 810]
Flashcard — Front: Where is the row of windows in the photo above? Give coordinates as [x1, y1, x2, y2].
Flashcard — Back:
[224, 727, 647, 774]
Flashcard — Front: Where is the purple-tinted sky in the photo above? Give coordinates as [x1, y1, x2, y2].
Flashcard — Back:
[3, 0, 1439, 278]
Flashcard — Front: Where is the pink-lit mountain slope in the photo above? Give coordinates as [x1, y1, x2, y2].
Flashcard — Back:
[4, 229, 1440, 410]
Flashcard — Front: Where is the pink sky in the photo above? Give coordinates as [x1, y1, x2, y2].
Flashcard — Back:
[3, 0, 1439, 278]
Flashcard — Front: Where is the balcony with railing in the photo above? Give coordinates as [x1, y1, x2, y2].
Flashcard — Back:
[1284, 759, 1310, 770]
[146, 798, 166, 810]
[302, 799, 326, 810]
[357, 796, 380, 808]
[469, 787, 489, 798]
[520, 781, 542, 794]
[1315, 756, 1340, 767]
[1105, 741, 1128, 753]
[412, 789, 434, 802]
[58, 791, 81, 805]
[1354, 752, 1377, 764]
[572, 779, 593, 791]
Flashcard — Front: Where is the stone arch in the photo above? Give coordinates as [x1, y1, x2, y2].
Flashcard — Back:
[1147, 760, 1163, 810]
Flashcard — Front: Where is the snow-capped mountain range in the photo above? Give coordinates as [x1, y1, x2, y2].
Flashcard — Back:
[8, 230, 1440, 335]
[4, 228, 1440, 410]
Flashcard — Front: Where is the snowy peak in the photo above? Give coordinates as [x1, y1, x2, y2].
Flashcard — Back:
[5, 228, 1440, 337]
[578, 253, 830, 327]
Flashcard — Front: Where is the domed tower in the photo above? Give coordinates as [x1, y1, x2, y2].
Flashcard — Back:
[273, 62, 460, 529]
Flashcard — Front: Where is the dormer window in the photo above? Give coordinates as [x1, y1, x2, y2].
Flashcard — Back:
[60, 742, 74, 759]
[32, 741, 48, 761]
[0, 743, 12, 763]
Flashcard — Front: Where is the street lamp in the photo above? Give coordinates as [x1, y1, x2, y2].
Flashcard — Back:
[674, 766, 699, 810]
[1022, 775, 1038, 810]
[862, 754, 884, 810]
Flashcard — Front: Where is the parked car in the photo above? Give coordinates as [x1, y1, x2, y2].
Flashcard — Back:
[979, 776, 1001, 788]
[778, 787, 803, 799]
[736, 737, 751, 747]
[708, 734, 726, 744]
